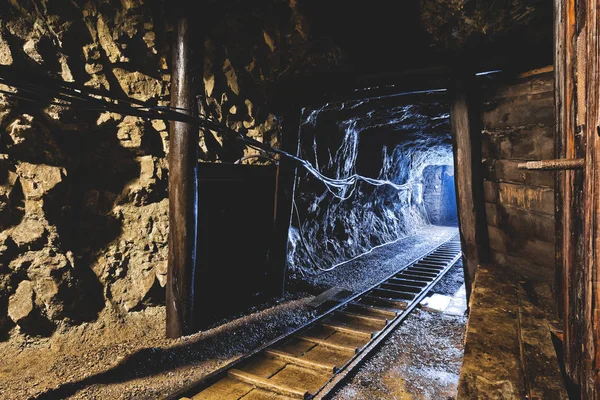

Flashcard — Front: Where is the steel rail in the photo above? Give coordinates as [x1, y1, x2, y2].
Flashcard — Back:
[166, 234, 462, 400]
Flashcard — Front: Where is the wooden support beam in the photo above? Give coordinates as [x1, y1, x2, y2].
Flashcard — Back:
[450, 78, 489, 298]
[166, 14, 199, 338]
[268, 109, 301, 297]
[579, 1, 600, 396]
[555, 0, 600, 396]
[554, 0, 586, 390]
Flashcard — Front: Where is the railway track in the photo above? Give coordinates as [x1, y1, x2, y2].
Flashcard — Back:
[168, 235, 462, 400]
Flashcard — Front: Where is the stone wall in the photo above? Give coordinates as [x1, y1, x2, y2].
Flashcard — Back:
[0, 0, 341, 337]
[0, 0, 171, 338]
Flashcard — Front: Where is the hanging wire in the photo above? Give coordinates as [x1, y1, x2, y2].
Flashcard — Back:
[233, 153, 279, 165]
[0, 67, 426, 273]
[0, 67, 412, 202]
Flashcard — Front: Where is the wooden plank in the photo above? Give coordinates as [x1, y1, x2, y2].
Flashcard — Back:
[240, 389, 296, 400]
[518, 66, 555, 78]
[487, 159, 555, 188]
[295, 336, 359, 353]
[550, 1, 600, 394]
[326, 311, 387, 332]
[398, 270, 436, 279]
[553, 0, 578, 383]
[561, 0, 585, 386]
[481, 124, 555, 161]
[457, 266, 527, 398]
[459, 264, 566, 399]
[268, 109, 301, 296]
[336, 310, 389, 324]
[319, 322, 375, 339]
[482, 91, 554, 130]
[166, 14, 199, 338]
[485, 203, 555, 243]
[487, 71, 554, 100]
[300, 344, 353, 371]
[450, 78, 490, 298]
[498, 183, 554, 216]
[264, 349, 337, 373]
[490, 251, 555, 284]
[240, 356, 288, 379]
[268, 364, 331, 396]
[191, 376, 254, 400]
[483, 180, 499, 203]
[485, 202, 499, 227]
[345, 302, 399, 319]
[307, 287, 353, 309]
[228, 369, 309, 399]
[359, 295, 408, 310]
[410, 266, 442, 275]
[481, 131, 492, 159]
[580, 0, 600, 396]
[516, 280, 569, 399]
[487, 226, 555, 268]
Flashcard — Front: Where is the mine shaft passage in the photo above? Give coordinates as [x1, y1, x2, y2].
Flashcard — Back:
[287, 90, 457, 277]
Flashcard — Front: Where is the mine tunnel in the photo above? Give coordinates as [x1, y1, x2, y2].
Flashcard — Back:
[0, 0, 596, 399]
[287, 93, 457, 276]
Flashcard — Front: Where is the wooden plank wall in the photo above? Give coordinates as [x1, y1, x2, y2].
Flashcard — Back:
[480, 70, 556, 284]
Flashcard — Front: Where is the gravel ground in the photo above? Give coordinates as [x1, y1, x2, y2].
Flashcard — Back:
[288, 225, 458, 294]
[0, 225, 459, 399]
[332, 261, 467, 400]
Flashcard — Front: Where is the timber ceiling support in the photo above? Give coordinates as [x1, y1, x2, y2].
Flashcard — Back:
[450, 76, 489, 299]
[166, 10, 199, 338]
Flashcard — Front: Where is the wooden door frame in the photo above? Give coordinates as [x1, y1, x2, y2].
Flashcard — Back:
[555, 0, 600, 396]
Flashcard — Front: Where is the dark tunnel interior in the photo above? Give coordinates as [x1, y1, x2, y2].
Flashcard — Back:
[287, 91, 458, 277]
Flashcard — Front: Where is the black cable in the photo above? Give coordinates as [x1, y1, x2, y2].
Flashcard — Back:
[0, 69, 412, 202]
[1, 69, 427, 274]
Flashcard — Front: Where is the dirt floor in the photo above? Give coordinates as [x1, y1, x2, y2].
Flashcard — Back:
[0, 225, 459, 400]
[332, 262, 467, 400]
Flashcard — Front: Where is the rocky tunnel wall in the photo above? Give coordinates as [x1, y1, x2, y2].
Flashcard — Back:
[287, 94, 454, 276]
[422, 164, 457, 225]
[0, 0, 340, 337]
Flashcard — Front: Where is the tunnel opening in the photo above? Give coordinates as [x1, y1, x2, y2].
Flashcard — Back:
[286, 90, 458, 284]
[267, 90, 468, 399]
[422, 164, 458, 226]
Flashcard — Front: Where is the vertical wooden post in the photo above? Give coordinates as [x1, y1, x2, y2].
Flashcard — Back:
[166, 14, 199, 338]
[554, 0, 581, 384]
[555, 0, 600, 395]
[579, 1, 600, 396]
[450, 78, 489, 299]
[268, 109, 301, 297]
[553, 0, 567, 325]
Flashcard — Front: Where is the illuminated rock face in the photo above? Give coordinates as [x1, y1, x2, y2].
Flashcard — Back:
[0, 0, 341, 336]
[422, 165, 457, 225]
[0, 1, 172, 336]
[287, 94, 454, 275]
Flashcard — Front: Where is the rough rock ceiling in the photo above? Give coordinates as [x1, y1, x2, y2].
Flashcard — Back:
[301, 0, 553, 74]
